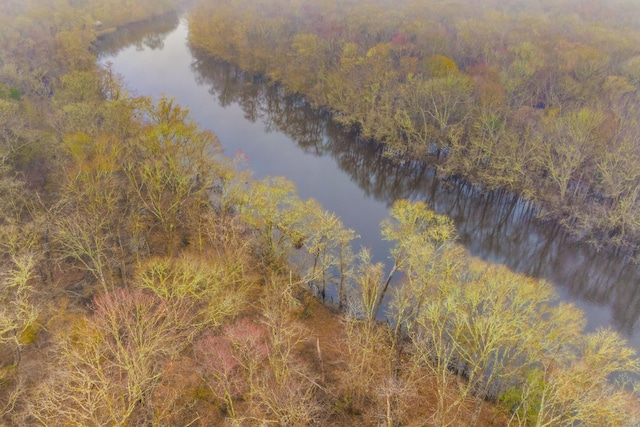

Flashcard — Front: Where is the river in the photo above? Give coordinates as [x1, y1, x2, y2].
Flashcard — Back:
[98, 12, 640, 350]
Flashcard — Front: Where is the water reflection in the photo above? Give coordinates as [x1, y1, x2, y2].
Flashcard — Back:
[190, 52, 640, 340]
[95, 11, 180, 58]
[97, 14, 640, 348]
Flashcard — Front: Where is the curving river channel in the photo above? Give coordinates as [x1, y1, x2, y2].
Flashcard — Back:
[98, 12, 640, 350]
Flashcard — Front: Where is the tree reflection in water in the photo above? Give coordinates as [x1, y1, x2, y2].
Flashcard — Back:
[96, 13, 640, 348]
[190, 51, 640, 341]
[96, 11, 180, 58]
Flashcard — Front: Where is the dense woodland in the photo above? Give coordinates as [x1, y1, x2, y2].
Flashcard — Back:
[189, 0, 640, 249]
[0, 0, 639, 425]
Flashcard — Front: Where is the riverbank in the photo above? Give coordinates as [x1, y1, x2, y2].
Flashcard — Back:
[105, 21, 640, 353]
[0, 1, 637, 425]
[187, 0, 640, 253]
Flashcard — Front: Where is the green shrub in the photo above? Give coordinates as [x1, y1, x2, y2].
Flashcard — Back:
[8, 88, 21, 100]
[18, 320, 42, 345]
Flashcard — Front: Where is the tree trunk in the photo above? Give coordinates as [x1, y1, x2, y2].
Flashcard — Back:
[372, 264, 397, 319]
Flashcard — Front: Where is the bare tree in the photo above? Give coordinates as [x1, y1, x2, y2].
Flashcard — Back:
[29, 288, 196, 426]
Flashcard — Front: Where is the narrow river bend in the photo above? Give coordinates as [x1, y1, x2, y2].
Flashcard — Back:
[98, 13, 640, 350]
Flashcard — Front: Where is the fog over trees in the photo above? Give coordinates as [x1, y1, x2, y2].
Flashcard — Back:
[0, 0, 638, 425]
[190, 0, 640, 249]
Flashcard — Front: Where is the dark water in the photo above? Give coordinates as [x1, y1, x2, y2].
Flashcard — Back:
[98, 16, 640, 350]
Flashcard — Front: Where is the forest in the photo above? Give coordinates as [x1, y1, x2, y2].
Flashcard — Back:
[189, 0, 640, 250]
[0, 0, 639, 425]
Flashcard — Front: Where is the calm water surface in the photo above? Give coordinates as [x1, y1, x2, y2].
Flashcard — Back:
[98, 14, 640, 350]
